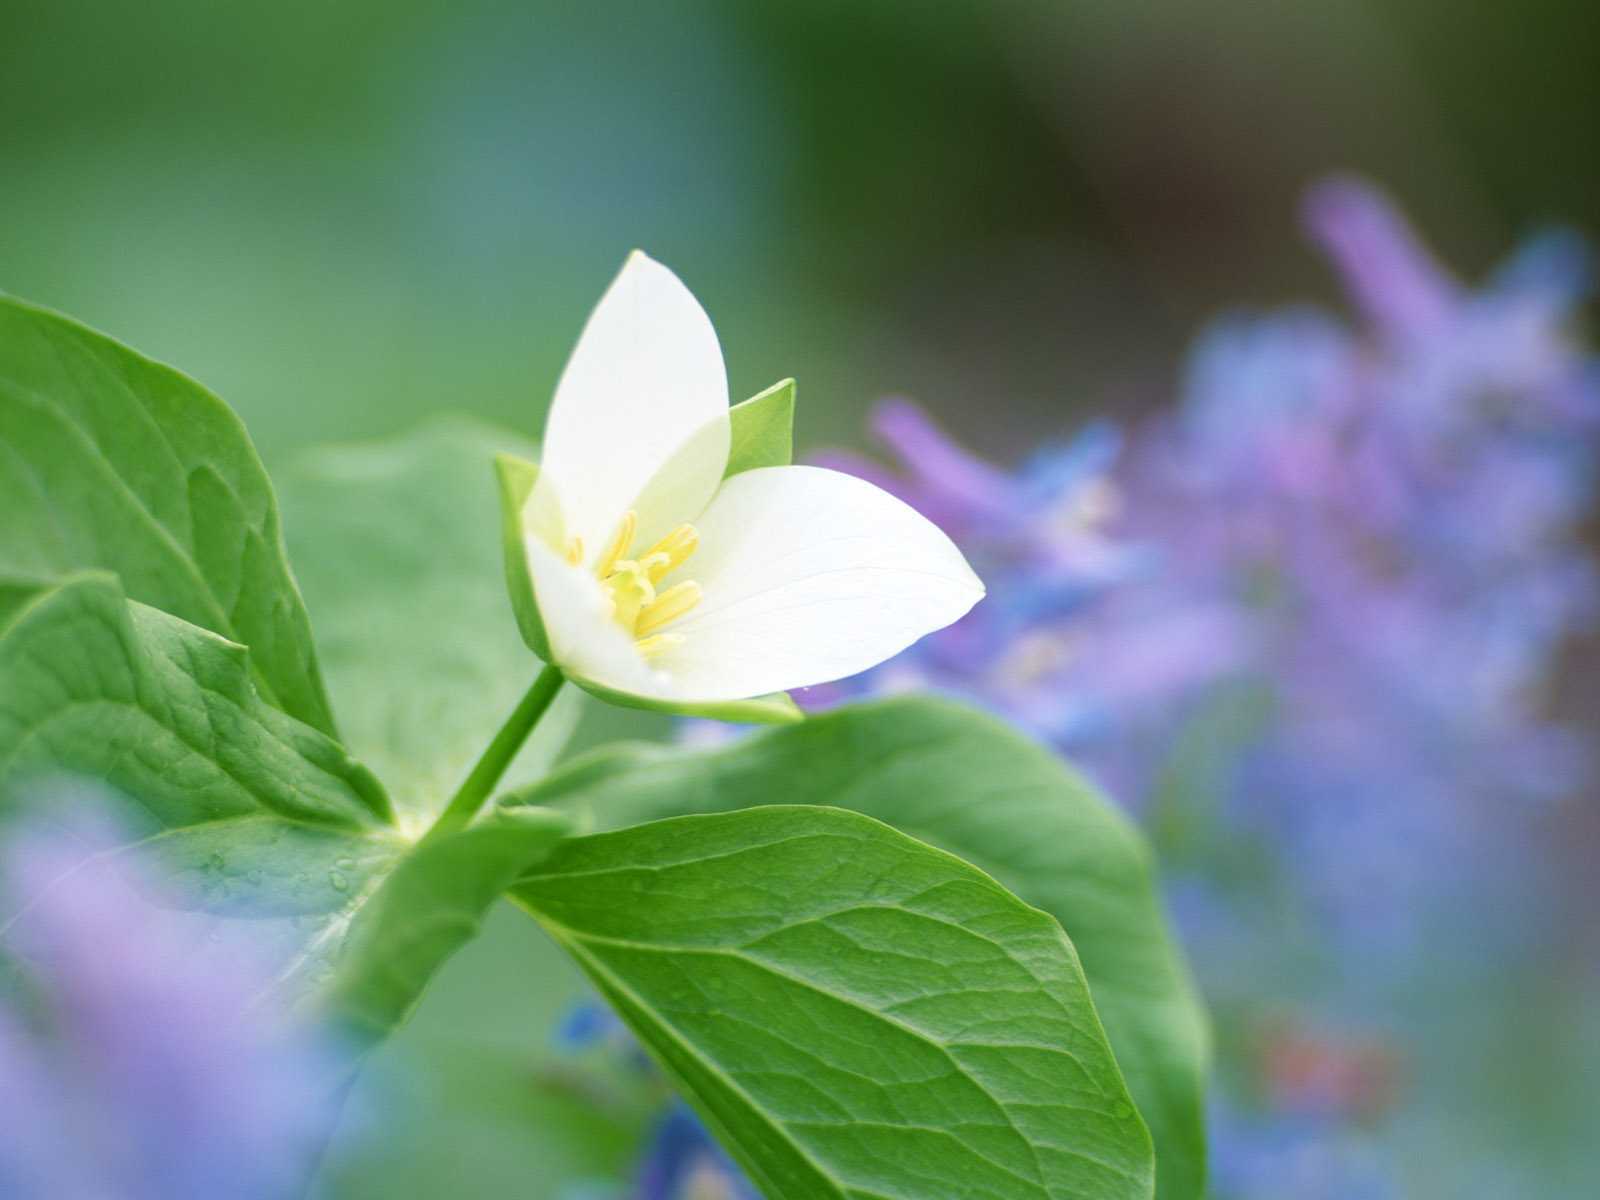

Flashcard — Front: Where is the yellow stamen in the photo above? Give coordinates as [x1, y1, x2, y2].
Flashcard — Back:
[642, 524, 700, 584]
[636, 551, 672, 579]
[564, 536, 584, 566]
[594, 510, 637, 580]
[591, 519, 703, 654]
[606, 562, 654, 631]
[635, 581, 703, 637]
[633, 633, 684, 660]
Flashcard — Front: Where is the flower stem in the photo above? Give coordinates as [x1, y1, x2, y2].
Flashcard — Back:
[425, 665, 565, 840]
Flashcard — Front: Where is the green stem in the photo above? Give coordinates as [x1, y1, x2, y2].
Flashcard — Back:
[425, 665, 565, 840]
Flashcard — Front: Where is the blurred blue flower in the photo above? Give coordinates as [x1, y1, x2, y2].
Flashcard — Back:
[552, 1000, 757, 1200]
[0, 803, 347, 1200]
[635, 1105, 758, 1200]
[554, 997, 629, 1052]
[1208, 1099, 1397, 1200]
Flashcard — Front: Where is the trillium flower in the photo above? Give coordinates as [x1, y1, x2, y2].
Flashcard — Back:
[498, 251, 983, 721]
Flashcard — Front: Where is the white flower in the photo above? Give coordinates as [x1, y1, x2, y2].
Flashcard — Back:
[516, 251, 983, 719]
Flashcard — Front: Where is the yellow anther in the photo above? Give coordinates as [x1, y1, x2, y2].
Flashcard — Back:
[642, 524, 700, 583]
[633, 633, 684, 660]
[564, 536, 585, 566]
[606, 562, 655, 631]
[635, 580, 703, 637]
[594, 510, 637, 580]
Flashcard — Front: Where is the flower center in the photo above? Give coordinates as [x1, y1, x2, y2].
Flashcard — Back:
[573, 510, 703, 660]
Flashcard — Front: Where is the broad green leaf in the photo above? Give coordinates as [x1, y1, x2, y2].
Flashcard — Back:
[724, 378, 796, 477]
[279, 421, 581, 831]
[0, 295, 336, 735]
[516, 697, 1210, 1200]
[514, 805, 1155, 1200]
[0, 571, 397, 984]
[0, 571, 566, 1048]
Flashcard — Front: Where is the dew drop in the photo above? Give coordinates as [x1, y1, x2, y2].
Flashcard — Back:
[328, 870, 349, 893]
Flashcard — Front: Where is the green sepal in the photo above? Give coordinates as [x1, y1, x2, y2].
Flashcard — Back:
[493, 452, 552, 662]
[565, 672, 803, 725]
[723, 378, 795, 477]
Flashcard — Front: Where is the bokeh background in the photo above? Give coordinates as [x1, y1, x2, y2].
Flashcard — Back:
[4, 2, 1597, 1197]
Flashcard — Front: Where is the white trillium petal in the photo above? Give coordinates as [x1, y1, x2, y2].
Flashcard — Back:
[653, 465, 985, 700]
[537, 251, 731, 562]
[523, 536, 672, 700]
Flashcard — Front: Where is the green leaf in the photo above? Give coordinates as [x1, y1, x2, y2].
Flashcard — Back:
[279, 422, 581, 830]
[516, 697, 1210, 1200]
[0, 294, 336, 736]
[724, 378, 796, 477]
[0, 572, 389, 833]
[514, 805, 1155, 1200]
[0, 571, 398, 983]
[0, 571, 566, 1050]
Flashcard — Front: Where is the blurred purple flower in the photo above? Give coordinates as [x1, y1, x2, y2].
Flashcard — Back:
[1126, 179, 1599, 945]
[810, 401, 1248, 795]
[797, 176, 1598, 1198]
[0, 804, 347, 1200]
[815, 178, 1597, 947]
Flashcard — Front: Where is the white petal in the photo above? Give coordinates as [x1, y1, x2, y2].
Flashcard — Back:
[536, 251, 731, 564]
[654, 466, 984, 699]
[523, 536, 671, 699]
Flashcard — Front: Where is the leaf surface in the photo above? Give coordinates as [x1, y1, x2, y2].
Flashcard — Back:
[0, 295, 335, 734]
[516, 697, 1209, 1199]
[0, 572, 564, 1045]
[515, 805, 1155, 1200]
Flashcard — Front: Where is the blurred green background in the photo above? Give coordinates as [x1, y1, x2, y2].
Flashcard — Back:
[5, 2, 1597, 1195]
[7, 0, 1598, 466]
